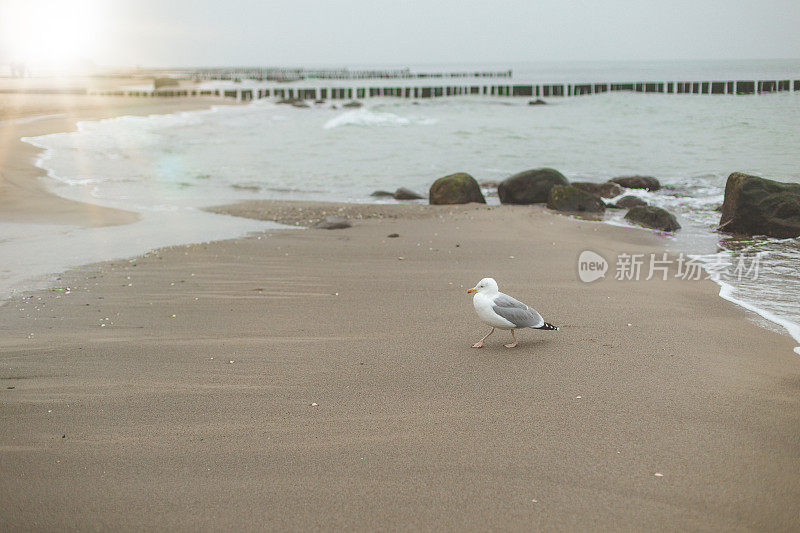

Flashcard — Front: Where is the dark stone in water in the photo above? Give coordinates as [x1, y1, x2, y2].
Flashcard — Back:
[429, 173, 486, 205]
[387, 233, 400, 238]
[625, 206, 680, 232]
[609, 175, 661, 191]
[153, 78, 179, 90]
[718, 172, 800, 238]
[571, 181, 624, 199]
[547, 185, 606, 213]
[615, 195, 648, 208]
[370, 190, 394, 197]
[393, 187, 424, 200]
[498, 168, 569, 204]
[342, 101, 363, 108]
[276, 98, 304, 105]
[231, 184, 261, 192]
[314, 216, 352, 229]
[314, 100, 326, 104]
[528, 99, 547, 105]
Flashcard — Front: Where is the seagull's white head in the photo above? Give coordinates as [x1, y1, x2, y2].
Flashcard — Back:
[467, 277, 499, 295]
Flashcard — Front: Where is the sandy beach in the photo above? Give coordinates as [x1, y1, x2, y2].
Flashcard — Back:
[1, 95, 799, 531]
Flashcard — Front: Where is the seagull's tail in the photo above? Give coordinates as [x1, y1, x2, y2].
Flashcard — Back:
[537, 322, 558, 331]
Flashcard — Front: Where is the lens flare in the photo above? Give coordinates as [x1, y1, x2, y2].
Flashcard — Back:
[0, 0, 108, 70]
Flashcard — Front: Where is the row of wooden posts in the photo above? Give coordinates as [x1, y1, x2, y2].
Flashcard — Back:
[91, 79, 800, 100]
[190, 68, 513, 82]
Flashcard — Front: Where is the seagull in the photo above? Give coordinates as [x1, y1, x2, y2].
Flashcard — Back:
[467, 277, 557, 348]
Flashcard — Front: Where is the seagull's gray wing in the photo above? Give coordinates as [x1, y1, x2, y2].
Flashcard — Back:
[492, 293, 545, 328]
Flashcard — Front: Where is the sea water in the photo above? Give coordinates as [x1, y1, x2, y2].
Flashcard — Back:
[8, 60, 800, 351]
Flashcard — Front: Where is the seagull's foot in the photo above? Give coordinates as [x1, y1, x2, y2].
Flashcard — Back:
[504, 342, 518, 348]
[471, 342, 484, 348]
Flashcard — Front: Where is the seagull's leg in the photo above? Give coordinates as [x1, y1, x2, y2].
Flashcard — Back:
[472, 328, 494, 348]
[504, 329, 518, 348]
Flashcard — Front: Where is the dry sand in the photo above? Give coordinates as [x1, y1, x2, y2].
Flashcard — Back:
[1, 94, 799, 531]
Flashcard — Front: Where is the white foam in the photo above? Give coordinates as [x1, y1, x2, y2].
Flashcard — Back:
[323, 109, 437, 129]
[716, 278, 800, 356]
[691, 252, 800, 356]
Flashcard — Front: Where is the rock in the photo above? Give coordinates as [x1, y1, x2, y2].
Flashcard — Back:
[314, 100, 326, 104]
[718, 172, 800, 238]
[393, 187, 424, 200]
[429, 173, 486, 205]
[528, 99, 547, 105]
[387, 233, 399, 238]
[609, 175, 661, 191]
[276, 98, 304, 105]
[615, 195, 648, 208]
[313, 216, 352, 229]
[370, 190, 394, 197]
[153, 78, 179, 90]
[546, 185, 606, 213]
[571, 181, 624, 199]
[624, 206, 681, 231]
[342, 101, 363, 108]
[498, 168, 569, 204]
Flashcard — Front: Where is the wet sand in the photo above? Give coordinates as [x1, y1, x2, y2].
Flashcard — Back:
[1, 199, 798, 531]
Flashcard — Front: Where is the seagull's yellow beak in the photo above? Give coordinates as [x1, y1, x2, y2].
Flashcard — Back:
[466, 288, 476, 294]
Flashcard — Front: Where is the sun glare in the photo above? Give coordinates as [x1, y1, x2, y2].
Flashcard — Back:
[0, 0, 108, 69]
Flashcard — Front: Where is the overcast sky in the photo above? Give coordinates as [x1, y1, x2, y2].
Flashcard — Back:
[1, 0, 799, 67]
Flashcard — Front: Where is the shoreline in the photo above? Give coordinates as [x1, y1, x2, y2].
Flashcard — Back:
[1, 200, 798, 529]
[0, 93, 231, 227]
[1, 95, 798, 353]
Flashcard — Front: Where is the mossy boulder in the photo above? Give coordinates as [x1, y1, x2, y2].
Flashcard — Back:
[718, 172, 800, 238]
[624, 206, 680, 232]
[498, 168, 569, 204]
[614, 195, 648, 208]
[547, 185, 606, 213]
[571, 181, 624, 199]
[429, 173, 486, 205]
[610, 175, 661, 191]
